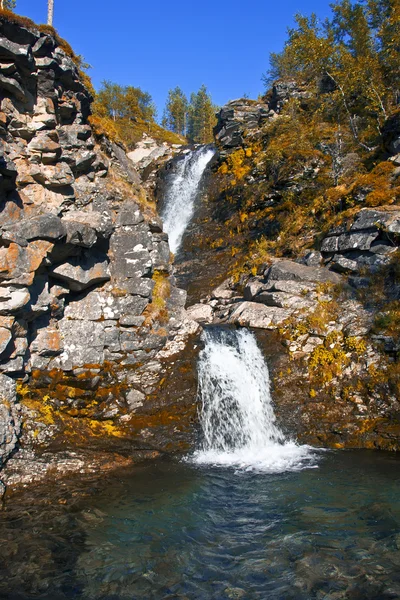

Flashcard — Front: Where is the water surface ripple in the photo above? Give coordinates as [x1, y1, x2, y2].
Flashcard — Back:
[1, 452, 400, 599]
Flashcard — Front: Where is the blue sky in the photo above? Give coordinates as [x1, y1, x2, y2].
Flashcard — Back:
[16, 0, 334, 118]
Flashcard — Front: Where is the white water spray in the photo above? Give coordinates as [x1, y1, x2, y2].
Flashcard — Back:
[161, 146, 215, 254]
[193, 328, 316, 473]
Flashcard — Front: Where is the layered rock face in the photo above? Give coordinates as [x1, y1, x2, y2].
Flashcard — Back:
[0, 17, 198, 486]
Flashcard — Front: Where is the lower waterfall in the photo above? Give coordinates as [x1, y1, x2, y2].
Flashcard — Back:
[193, 328, 316, 472]
[161, 145, 215, 254]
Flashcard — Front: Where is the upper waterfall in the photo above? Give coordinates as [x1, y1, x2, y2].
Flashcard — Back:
[193, 328, 316, 472]
[160, 146, 215, 254]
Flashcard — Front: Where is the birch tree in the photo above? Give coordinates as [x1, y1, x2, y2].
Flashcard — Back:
[47, 0, 54, 26]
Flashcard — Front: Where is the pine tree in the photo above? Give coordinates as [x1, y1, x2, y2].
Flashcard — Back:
[187, 85, 217, 144]
[162, 87, 188, 136]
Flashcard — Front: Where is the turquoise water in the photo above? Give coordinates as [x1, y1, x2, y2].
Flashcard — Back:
[1, 451, 400, 599]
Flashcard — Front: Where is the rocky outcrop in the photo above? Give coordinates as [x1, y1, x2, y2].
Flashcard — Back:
[0, 16, 199, 487]
[320, 207, 400, 276]
[214, 99, 271, 152]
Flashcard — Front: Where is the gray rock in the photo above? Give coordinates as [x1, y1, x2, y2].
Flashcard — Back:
[265, 260, 341, 284]
[0, 287, 30, 314]
[300, 251, 323, 267]
[116, 201, 144, 226]
[16, 214, 66, 242]
[111, 143, 141, 185]
[337, 230, 379, 252]
[59, 320, 105, 369]
[0, 74, 28, 102]
[150, 241, 170, 271]
[270, 280, 316, 295]
[228, 302, 291, 329]
[110, 230, 153, 279]
[118, 277, 155, 298]
[126, 388, 145, 411]
[244, 279, 267, 300]
[61, 210, 114, 240]
[0, 374, 20, 469]
[64, 291, 103, 320]
[51, 252, 110, 291]
[63, 220, 97, 247]
[330, 255, 359, 274]
[119, 315, 146, 327]
[186, 303, 213, 323]
[320, 236, 339, 253]
[255, 291, 313, 309]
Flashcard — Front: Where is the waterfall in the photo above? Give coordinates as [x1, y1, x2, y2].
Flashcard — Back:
[161, 146, 215, 254]
[193, 328, 316, 472]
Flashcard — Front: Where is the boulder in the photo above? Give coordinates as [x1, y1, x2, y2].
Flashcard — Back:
[30, 326, 62, 356]
[186, 303, 213, 323]
[16, 214, 66, 242]
[51, 251, 110, 291]
[0, 73, 29, 102]
[330, 255, 359, 274]
[126, 388, 145, 411]
[265, 260, 341, 284]
[34, 163, 74, 188]
[228, 301, 291, 329]
[337, 230, 379, 252]
[61, 210, 114, 240]
[0, 287, 30, 315]
[116, 201, 145, 226]
[111, 143, 141, 186]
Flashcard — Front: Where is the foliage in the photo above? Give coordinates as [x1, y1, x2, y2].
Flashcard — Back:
[2, 0, 16, 10]
[161, 84, 217, 143]
[187, 84, 218, 144]
[162, 87, 189, 136]
[263, 1, 400, 151]
[91, 81, 184, 148]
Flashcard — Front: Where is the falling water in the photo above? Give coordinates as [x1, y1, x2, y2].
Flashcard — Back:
[161, 146, 215, 254]
[193, 328, 316, 472]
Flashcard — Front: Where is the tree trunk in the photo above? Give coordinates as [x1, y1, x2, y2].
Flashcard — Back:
[47, 0, 54, 26]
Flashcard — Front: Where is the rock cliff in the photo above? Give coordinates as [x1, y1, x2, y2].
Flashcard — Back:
[0, 15, 199, 488]
[181, 89, 400, 450]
